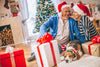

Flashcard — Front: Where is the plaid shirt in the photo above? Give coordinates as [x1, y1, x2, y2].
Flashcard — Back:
[76, 15, 98, 41]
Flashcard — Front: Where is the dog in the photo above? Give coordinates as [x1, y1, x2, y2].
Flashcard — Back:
[61, 40, 83, 63]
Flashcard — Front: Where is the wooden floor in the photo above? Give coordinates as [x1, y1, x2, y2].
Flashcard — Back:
[15, 41, 38, 67]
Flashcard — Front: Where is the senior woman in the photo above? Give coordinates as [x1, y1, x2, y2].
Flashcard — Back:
[73, 4, 98, 41]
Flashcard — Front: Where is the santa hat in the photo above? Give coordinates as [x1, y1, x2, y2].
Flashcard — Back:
[73, 4, 91, 17]
[58, 1, 70, 16]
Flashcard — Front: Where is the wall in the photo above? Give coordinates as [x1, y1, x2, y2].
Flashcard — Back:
[0, 0, 29, 44]
[0, 0, 12, 19]
[0, 17, 24, 44]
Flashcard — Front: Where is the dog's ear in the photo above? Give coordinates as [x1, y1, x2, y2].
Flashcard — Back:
[77, 44, 81, 50]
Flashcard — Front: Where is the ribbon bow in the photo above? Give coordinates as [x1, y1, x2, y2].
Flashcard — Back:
[91, 36, 100, 43]
[37, 33, 53, 44]
[6, 46, 14, 53]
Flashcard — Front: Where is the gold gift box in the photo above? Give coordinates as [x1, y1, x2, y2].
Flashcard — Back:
[82, 42, 100, 57]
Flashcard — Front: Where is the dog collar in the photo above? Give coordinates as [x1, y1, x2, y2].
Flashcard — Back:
[67, 50, 76, 58]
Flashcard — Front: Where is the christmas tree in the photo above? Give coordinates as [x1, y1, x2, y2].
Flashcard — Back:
[33, 0, 58, 33]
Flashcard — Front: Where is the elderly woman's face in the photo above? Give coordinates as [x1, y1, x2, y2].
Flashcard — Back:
[62, 7, 71, 19]
[73, 11, 80, 19]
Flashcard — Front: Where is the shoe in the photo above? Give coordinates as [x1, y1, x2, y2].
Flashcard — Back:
[27, 52, 35, 62]
[31, 52, 34, 56]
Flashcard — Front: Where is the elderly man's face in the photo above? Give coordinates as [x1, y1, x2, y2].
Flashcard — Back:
[61, 7, 70, 19]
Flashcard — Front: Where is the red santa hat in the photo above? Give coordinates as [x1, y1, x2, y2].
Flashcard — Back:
[58, 1, 70, 16]
[73, 4, 91, 17]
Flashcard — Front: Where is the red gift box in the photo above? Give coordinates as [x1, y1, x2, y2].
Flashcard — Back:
[0, 48, 26, 67]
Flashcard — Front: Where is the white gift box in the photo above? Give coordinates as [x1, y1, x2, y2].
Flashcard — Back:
[34, 40, 61, 67]
[58, 54, 100, 67]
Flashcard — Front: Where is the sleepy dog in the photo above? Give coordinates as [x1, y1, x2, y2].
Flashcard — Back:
[61, 40, 83, 63]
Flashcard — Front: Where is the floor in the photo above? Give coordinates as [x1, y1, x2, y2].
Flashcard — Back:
[15, 41, 38, 67]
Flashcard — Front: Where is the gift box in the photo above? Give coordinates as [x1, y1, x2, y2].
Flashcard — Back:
[35, 40, 61, 67]
[57, 54, 100, 67]
[82, 41, 100, 57]
[0, 48, 26, 67]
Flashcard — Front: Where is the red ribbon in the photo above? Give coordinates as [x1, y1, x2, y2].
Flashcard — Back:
[88, 36, 100, 55]
[88, 42, 95, 55]
[91, 36, 100, 43]
[49, 41, 57, 66]
[37, 45, 44, 67]
[37, 33, 56, 67]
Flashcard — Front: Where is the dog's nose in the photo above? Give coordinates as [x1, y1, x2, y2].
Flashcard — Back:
[66, 60, 69, 63]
